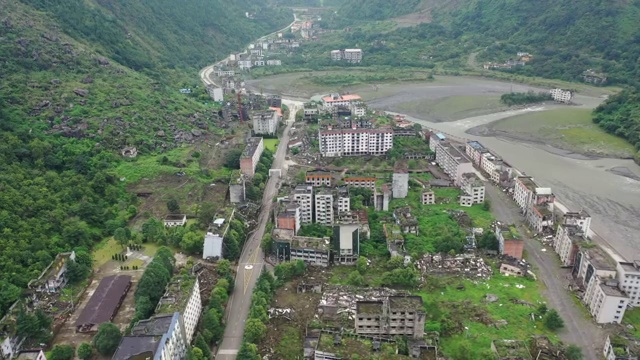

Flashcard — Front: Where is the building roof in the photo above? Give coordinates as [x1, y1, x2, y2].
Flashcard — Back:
[356, 301, 383, 314]
[203, 233, 223, 259]
[583, 246, 617, 271]
[242, 137, 263, 158]
[131, 313, 176, 336]
[435, 133, 446, 140]
[344, 177, 376, 182]
[112, 336, 161, 360]
[272, 228, 295, 240]
[518, 176, 538, 192]
[164, 214, 186, 221]
[156, 273, 197, 314]
[467, 141, 486, 152]
[294, 185, 313, 194]
[290, 236, 330, 252]
[388, 296, 423, 310]
[306, 171, 332, 178]
[322, 94, 362, 103]
[619, 261, 640, 274]
[75, 275, 132, 329]
[16, 351, 44, 360]
[600, 283, 627, 297]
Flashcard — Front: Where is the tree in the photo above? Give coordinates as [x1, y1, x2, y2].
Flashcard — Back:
[356, 256, 368, 274]
[167, 198, 180, 213]
[180, 231, 203, 254]
[93, 322, 122, 355]
[195, 333, 212, 357]
[536, 303, 548, 316]
[237, 342, 261, 360]
[66, 260, 90, 284]
[347, 270, 365, 286]
[477, 232, 499, 251]
[224, 149, 243, 169]
[197, 203, 216, 230]
[50, 345, 75, 360]
[190, 347, 206, 360]
[217, 259, 231, 276]
[483, 199, 491, 211]
[77, 343, 93, 360]
[202, 309, 223, 343]
[244, 318, 267, 343]
[142, 218, 165, 243]
[113, 227, 129, 248]
[543, 309, 565, 331]
[565, 344, 583, 360]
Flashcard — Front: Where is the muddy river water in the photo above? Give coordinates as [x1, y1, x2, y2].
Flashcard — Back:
[405, 108, 640, 260]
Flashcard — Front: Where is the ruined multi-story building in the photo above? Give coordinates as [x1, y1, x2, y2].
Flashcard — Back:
[355, 296, 426, 339]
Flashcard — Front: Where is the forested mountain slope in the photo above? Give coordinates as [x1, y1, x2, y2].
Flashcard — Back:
[0, 0, 290, 316]
[20, 0, 292, 69]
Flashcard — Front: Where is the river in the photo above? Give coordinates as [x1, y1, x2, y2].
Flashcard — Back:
[402, 108, 640, 261]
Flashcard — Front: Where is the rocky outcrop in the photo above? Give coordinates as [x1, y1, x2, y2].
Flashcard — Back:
[96, 56, 110, 66]
[73, 88, 89, 97]
[80, 76, 93, 84]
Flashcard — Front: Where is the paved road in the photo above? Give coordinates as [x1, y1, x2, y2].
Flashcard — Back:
[199, 15, 298, 89]
[215, 102, 299, 359]
[485, 184, 604, 359]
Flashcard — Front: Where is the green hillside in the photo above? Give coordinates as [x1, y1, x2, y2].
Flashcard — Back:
[20, 0, 292, 69]
[0, 0, 290, 317]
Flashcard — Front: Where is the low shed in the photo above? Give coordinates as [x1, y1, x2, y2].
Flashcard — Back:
[75, 275, 132, 332]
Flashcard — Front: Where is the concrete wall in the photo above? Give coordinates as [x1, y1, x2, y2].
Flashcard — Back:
[392, 173, 409, 199]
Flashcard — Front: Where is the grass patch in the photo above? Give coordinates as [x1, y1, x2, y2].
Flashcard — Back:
[389, 180, 494, 255]
[416, 273, 558, 358]
[492, 108, 636, 157]
[623, 308, 640, 338]
[126, 259, 144, 268]
[115, 146, 206, 183]
[92, 238, 122, 269]
[263, 138, 279, 152]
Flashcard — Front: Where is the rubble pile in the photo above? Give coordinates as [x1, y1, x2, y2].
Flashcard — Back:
[416, 253, 493, 280]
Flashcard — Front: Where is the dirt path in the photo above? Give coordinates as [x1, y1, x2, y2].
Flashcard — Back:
[485, 183, 605, 359]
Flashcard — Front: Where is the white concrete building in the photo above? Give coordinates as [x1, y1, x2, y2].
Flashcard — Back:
[252, 110, 278, 136]
[603, 335, 638, 360]
[334, 224, 360, 264]
[617, 261, 640, 307]
[164, 214, 187, 227]
[337, 195, 350, 214]
[266, 59, 282, 66]
[422, 191, 435, 205]
[330, 49, 363, 63]
[238, 60, 252, 70]
[315, 191, 334, 225]
[156, 275, 202, 343]
[582, 275, 628, 324]
[321, 93, 362, 110]
[434, 142, 474, 186]
[240, 137, 264, 177]
[293, 185, 314, 224]
[392, 169, 409, 199]
[465, 141, 488, 165]
[203, 233, 223, 260]
[351, 102, 366, 117]
[550, 88, 572, 103]
[118, 312, 188, 360]
[460, 173, 485, 204]
[1, 336, 23, 360]
[573, 245, 617, 288]
[553, 224, 585, 266]
[319, 128, 393, 157]
[429, 133, 446, 153]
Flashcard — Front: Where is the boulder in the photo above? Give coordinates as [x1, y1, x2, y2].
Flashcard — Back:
[190, 129, 202, 137]
[81, 76, 93, 84]
[51, 79, 61, 85]
[96, 56, 110, 66]
[73, 88, 89, 97]
[156, 130, 166, 137]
